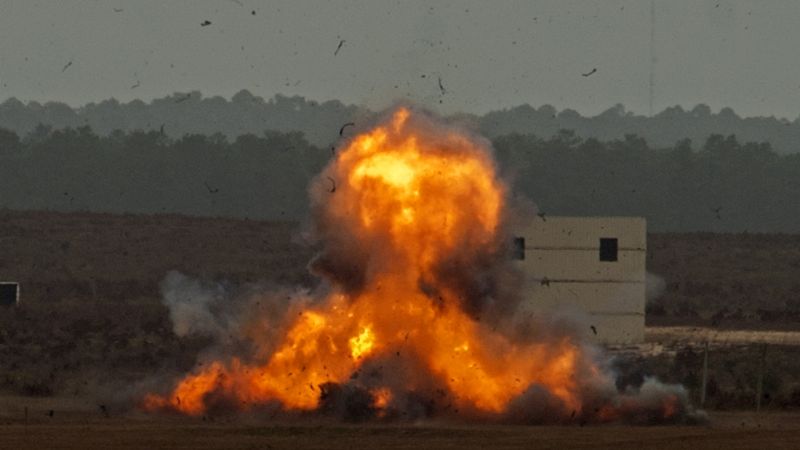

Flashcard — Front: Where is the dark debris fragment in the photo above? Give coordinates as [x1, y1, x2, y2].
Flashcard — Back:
[339, 122, 355, 136]
[334, 39, 346, 56]
[581, 68, 597, 77]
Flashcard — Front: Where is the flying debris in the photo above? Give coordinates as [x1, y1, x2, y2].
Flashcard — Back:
[326, 176, 336, 193]
[537, 212, 547, 221]
[334, 39, 346, 56]
[590, 325, 598, 335]
[204, 182, 219, 194]
[438, 76, 446, 95]
[581, 68, 597, 77]
[131, 80, 141, 89]
[201, 20, 212, 27]
[159, 124, 165, 136]
[712, 207, 723, 220]
[61, 60, 73, 72]
[113, 8, 123, 13]
[339, 122, 355, 136]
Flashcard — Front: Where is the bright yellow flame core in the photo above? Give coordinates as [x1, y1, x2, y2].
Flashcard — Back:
[142, 107, 589, 418]
[352, 153, 417, 189]
[349, 327, 375, 360]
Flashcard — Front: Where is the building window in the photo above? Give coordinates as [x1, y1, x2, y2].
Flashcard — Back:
[0, 282, 18, 307]
[512, 237, 525, 260]
[599, 238, 618, 262]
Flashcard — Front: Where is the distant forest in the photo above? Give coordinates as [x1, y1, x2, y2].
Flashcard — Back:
[1, 115, 798, 232]
[3, 91, 800, 154]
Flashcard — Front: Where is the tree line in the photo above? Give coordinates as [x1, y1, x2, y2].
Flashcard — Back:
[0, 125, 327, 220]
[1, 124, 799, 232]
[494, 131, 800, 232]
[3, 92, 800, 154]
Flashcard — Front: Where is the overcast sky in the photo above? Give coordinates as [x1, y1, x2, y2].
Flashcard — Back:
[0, 0, 798, 118]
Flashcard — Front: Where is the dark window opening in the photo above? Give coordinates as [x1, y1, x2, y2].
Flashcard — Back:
[0, 283, 18, 307]
[599, 238, 618, 262]
[512, 237, 525, 260]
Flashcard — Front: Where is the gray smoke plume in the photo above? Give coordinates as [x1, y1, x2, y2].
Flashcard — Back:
[159, 270, 316, 363]
[161, 271, 228, 339]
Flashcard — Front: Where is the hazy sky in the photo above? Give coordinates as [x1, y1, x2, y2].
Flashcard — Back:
[0, 0, 798, 118]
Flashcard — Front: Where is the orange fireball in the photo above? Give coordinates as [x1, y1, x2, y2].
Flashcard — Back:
[141, 106, 679, 422]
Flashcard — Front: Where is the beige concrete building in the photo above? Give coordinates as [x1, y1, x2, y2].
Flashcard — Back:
[513, 216, 646, 344]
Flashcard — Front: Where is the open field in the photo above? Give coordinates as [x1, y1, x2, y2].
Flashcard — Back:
[646, 233, 800, 329]
[0, 407, 798, 450]
[646, 327, 800, 347]
[1, 209, 800, 447]
[0, 394, 797, 450]
[2, 209, 798, 329]
[0, 210, 799, 406]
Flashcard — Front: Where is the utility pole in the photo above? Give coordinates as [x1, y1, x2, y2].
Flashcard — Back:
[700, 341, 709, 406]
[756, 344, 767, 412]
[649, 0, 656, 117]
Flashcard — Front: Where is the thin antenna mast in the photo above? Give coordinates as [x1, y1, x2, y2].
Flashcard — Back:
[649, 0, 656, 116]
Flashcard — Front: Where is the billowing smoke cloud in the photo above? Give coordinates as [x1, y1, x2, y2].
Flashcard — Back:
[143, 105, 704, 425]
[161, 271, 229, 339]
[159, 271, 318, 365]
[646, 272, 667, 305]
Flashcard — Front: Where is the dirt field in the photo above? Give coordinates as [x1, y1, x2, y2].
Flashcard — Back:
[2, 210, 800, 448]
[647, 233, 800, 329]
[0, 209, 315, 303]
[0, 393, 797, 450]
[2, 209, 797, 330]
[0, 409, 797, 450]
[646, 327, 800, 347]
[1, 210, 799, 405]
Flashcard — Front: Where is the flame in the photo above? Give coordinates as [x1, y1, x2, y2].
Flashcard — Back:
[372, 387, 393, 417]
[349, 327, 375, 360]
[141, 107, 684, 423]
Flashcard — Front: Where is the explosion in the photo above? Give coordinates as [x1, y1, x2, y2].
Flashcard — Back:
[142, 106, 696, 424]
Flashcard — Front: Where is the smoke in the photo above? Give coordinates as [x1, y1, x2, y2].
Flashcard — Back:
[143, 105, 703, 425]
[160, 270, 317, 363]
[646, 271, 667, 305]
[161, 271, 228, 339]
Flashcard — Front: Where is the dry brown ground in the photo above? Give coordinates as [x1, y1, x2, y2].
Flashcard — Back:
[0, 209, 315, 304]
[647, 233, 800, 329]
[0, 397, 797, 450]
[0, 410, 797, 450]
[2, 209, 798, 330]
[646, 327, 800, 347]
